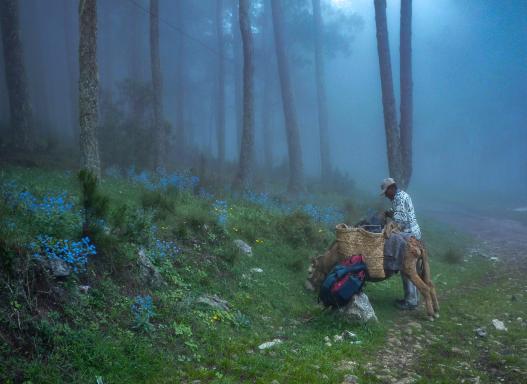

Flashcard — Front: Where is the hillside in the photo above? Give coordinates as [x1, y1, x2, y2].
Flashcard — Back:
[0, 167, 525, 384]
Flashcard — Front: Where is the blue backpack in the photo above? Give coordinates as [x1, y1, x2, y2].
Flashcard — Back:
[319, 257, 367, 308]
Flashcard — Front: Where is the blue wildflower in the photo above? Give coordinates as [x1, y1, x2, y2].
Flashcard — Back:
[30, 235, 96, 273]
[131, 295, 155, 331]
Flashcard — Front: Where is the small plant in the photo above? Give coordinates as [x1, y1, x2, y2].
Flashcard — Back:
[131, 295, 155, 332]
[212, 200, 228, 226]
[171, 322, 192, 338]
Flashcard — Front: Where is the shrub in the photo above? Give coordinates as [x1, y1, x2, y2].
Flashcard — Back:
[277, 211, 325, 248]
[78, 170, 109, 232]
[443, 247, 464, 264]
[141, 190, 174, 219]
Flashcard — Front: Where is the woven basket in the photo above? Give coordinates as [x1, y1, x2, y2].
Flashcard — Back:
[335, 224, 386, 278]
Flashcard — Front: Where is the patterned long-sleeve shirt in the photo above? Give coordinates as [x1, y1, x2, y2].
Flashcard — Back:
[392, 190, 422, 240]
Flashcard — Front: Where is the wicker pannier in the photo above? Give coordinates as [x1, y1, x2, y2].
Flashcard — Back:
[335, 224, 385, 278]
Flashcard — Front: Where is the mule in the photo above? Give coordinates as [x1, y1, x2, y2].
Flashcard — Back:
[305, 231, 440, 320]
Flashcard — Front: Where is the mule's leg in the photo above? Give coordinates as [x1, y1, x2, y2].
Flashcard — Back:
[420, 250, 440, 315]
[403, 258, 435, 318]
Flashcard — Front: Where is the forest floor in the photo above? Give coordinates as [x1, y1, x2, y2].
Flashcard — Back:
[0, 167, 525, 384]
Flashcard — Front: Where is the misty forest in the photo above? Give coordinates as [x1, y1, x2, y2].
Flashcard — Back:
[0, 0, 526, 383]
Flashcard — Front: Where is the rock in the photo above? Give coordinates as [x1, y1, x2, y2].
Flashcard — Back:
[492, 319, 508, 331]
[137, 249, 166, 288]
[342, 374, 359, 384]
[334, 334, 344, 342]
[489, 256, 499, 262]
[337, 360, 357, 371]
[48, 258, 71, 277]
[250, 267, 263, 273]
[451, 347, 463, 355]
[258, 338, 282, 350]
[197, 294, 230, 311]
[234, 239, 252, 256]
[340, 293, 378, 323]
[475, 327, 487, 337]
[79, 285, 91, 294]
[304, 280, 315, 291]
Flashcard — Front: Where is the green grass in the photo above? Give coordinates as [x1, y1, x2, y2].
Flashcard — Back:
[0, 166, 524, 384]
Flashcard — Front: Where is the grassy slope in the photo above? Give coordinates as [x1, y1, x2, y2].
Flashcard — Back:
[0, 167, 524, 384]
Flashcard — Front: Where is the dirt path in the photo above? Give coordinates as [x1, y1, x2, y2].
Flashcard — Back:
[424, 203, 527, 266]
[360, 206, 527, 384]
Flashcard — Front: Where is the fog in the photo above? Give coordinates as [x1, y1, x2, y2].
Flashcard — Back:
[1, 0, 525, 204]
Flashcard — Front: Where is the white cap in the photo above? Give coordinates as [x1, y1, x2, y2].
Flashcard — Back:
[380, 177, 396, 195]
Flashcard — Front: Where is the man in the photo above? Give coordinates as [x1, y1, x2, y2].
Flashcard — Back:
[380, 177, 421, 310]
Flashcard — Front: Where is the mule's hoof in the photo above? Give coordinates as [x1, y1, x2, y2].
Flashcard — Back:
[427, 316, 435, 322]
[434, 313, 440, 319]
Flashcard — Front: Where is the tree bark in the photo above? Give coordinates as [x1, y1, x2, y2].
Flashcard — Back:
[150, 0, 165, 170]
[216, 0, 226, 164]
[0, 0, 34, 150]
[64, 0, 78, 142]
[374, 0, 402, 183]
[399, 0, 413, 189]
[312, 0, 331, 180]
[232, 0, 243, 157]
[270, 0, 304, 194]
[174, 0, 185, 163]
[234, 0, 254, 189]
[261, 69, 273, 170]
[79, 0, 101, 177]
[261, 0, 273, 170]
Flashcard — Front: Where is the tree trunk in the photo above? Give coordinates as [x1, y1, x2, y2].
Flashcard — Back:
[0, 0, 34, 150]
[234, 0, 254, 189]
[270, 0, 304, 194]
[261, 60, 273, 170]
[79, 0, 100, 177]
[128, 1, 143, 80]
[232, 0, 242, 157]
[64, 0, 78, 143]
[174, 0, 185, 163]
[399, 0, 413, 189]
[150, 0, 165, 170]
[216, 0, 226, 164]
[373, 0, 402, 183]
[312, 0, 331, 180]
[261, 0, 273, 170]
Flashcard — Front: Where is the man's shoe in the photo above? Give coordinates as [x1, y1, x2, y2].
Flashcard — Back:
[395, 301, 418, 310]
[395, 299, 406, 306]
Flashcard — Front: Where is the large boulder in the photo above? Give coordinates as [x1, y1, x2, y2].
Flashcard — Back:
[137, 249, 166, 288]
[340, 293, 378, 323]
